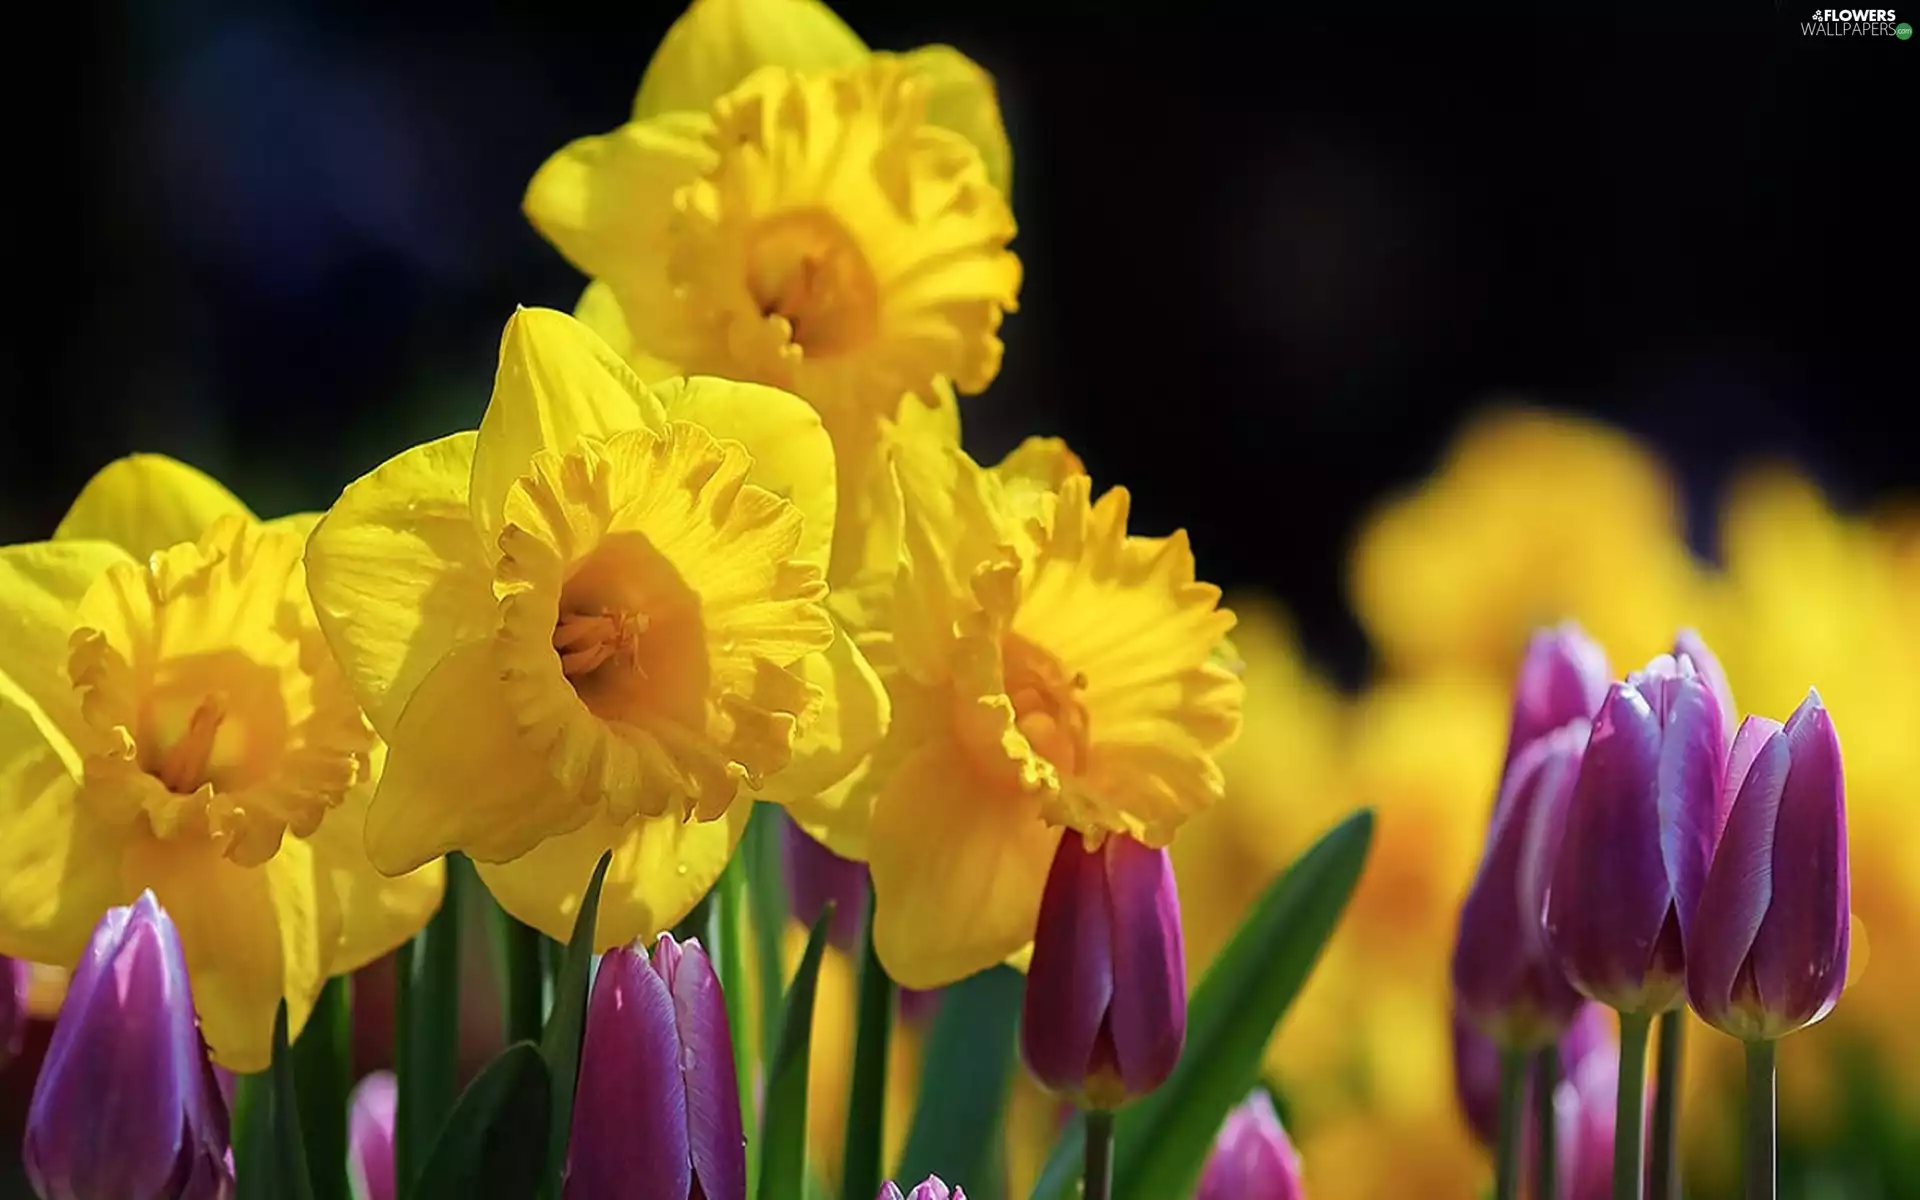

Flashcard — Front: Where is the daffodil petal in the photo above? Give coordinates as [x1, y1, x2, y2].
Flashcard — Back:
[0, 540, 133, 746]
[868, 740, 1062, 989]
[470, 309, 667, 546]
[574, 282, 693, 385]
[306, 765, 447, 974]
[367, 640, 586, 875]
[891, 45, 1013, 197]
[653, 375, 838, 571]
[762, 621, 889, 855]
[526, 116, 716, 286]
[54, 454, 256, 559]
[0, 686, 131, 964]
[306, 433, 496, 740]
[475, 800, 751, 948]
[125, 833, 339, 1072]
[631, 0, 867, 120]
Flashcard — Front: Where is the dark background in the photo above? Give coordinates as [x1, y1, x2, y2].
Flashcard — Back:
[7, 2, 1913, 684]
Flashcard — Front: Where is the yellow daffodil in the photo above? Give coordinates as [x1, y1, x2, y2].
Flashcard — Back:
[305, 308, 884, 946]
[0, 455, 442, 1070]
[523, 0, 1020, 594]
[841, 437, 1240, 988]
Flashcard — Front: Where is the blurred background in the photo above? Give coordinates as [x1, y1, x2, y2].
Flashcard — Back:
[4, 2, 1916, 1197]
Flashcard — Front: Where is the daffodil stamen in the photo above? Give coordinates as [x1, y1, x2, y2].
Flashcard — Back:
[553, 609, 651, 678]
[744, 211, 879, 357]
[1003, 635, 1090, 778]
[152, 695, 229, 795]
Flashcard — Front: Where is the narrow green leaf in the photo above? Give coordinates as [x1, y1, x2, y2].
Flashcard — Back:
[714, 841, 757, 1160]
[236, 1002, 319, 1200]
[271, 1003, 318, 1200]
[406, 1043, 552, 1200]
[233, 1070, 273, 1200]
[398, 853, 466, 1195]
[897, 965, 1024, 1194]
[840, 882, 894, 1200]
[493, 903, 548, 1047]
[539, 849, 614, 1199]
[758, 905, 835, 1200]
[744, 803, 789, 1063]
[291, 975, 353, 1200]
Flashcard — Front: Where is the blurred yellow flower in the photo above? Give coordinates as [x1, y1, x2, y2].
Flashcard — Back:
[305, 308, 885, 946]
[848, 438, 1240, 988]
[0, 455, 441, 1070]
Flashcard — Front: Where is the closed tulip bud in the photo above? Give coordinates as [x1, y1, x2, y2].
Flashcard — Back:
[1453, 719, 1591, 1049]
[1195, 1091, 1305, 1200]
[1687, 694, 1849, 1041]
[782, 813, 866, 950]
[24, 893, 233, 1200]
[348, 1071, 397, 1200]
[877, 1178, 966, 1200]
[1451, 1004, 1609, 1147]
[1544, 648, 1728, 1014]
[567, 935, 745, 1200]
[1506, 623, 1610, 762]
[1021, 833, 1185, 1111]
[1558, 1042, 1623, 1200]
[2, 955, 27, 1069]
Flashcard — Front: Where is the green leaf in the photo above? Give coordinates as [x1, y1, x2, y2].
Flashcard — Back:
[492, 899, 550, 1047]
[744, 803, 789, 1063]
[714, 838, 757, 1164]
[406, 1043, 552, 1200]
[758, 904, 835, 1200]
[538, 849, 614, 1199]
[1029, 808, 1375, 1200]
[237, 1002, 317, 1200]
[291, 975, 353, 1200]
[840, 881, 895, 1200]
[397, 853, 466, 1195]
[897, 965, 1025, 1196]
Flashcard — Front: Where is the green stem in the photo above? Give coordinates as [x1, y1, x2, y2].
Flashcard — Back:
[499, 912, 547, 1046]
[1744, 1040, 1777, 1200]
[1649, 1012, 1685, 1200]
[290, 975, 353, 1200]
[1534, 1045, 1559, 1200]
[713, 851, 755, 1164]
[1494, 1049, 1527, 1200]
[1614, 1012, 1653, 1200]
[1083, 1108, 1115, 1200]
[841, 883, 895, 1200]
[743, 805, 789, 1071]
[398, 853, 464, 1195]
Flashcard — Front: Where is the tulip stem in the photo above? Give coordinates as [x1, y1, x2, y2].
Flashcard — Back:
[1744, 1039, 1776, 1200]
[1649, 1012, 1685, 1200]
[497, 911, 547, 1046]
[1084, 1108, 1115, 1200]
[1614, 1012, 1653, 1200]
[1494, 1049, 1527, 1200]
[1534, 1045, 1559, 1200]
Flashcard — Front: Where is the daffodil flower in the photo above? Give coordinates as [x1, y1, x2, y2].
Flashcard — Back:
[846, 438, 1242, 988]
[523, 0, 1019, 596]
[0, 456, 443, 1070]
[305, 308, 885, 946]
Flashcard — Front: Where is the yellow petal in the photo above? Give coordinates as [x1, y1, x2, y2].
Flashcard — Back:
[475, 799, 752, 948]
[0, 540, 133, 747]
[0, 684, 132, 964]
[470, 308, 667, 546]
[891, 46, 1013, 197]
[367, 640, 586, 875]
[525, 115, 716, 286]
[652, 375, 838, 571]
[574, 282, 696, 385]
[305, 759, 446, 974]
[632, 0, 867, 120]
[868, 739, 1060, 989]
[126, 833, 339, 1072]
[54, 454, 256, 559]
[760, 617, 889, 854]
[306, 433, 496, 740]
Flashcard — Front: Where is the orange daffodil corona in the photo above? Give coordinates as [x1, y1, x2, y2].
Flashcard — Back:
[0, 457, 443, 1070]
[305, 308, 886, 947]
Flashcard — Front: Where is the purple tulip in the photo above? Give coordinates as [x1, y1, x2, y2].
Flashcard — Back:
[782, 814, 867, 950]
[1453, 718, 1592, 1049]
[1544, 646, 1730, 1015]
[1673, 628, 1737, 743]
[1686, 694, 1849, 1041]
[2, 955, 27, 1069]
[1195, 1090, 1305, 1200]
[24, 893, 233, 1200]
[877, 1178, 966, 1200]
[1452, 1004, 1610, 1147]
[1021, 833, 1186, 1111]
[567, 934, 745, 1200]
[1505, 623, 1610, 764]
[1558, 1041, 1622, 1200]
[348, 1071, 397, 1200]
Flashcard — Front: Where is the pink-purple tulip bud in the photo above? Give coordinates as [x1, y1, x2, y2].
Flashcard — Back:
[1021, 832, 1186, 1111]
[1558, 1040, 1623, 1200]
[567, 934, 745, 1200]
[1194, 1091, 1305, 1200]
[1544, 645, 1730, 1014]
[782, 813, 867, 950]
[1506, 623, 1610, 764]
[24, 893, 233, 1200]
[1686, 694, 1849, 1041]
[2, 955, 27, 1069]
[1453, 719, 1591, 1049]
[1451, 1004, 1609, 1147]
[348, 1071, 397, 1200]
[877, 1178, 965, 1200]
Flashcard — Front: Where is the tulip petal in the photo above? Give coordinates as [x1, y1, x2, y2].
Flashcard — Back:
[1020, 833, 1114, 1096]
[54, 455, 254, 560]
[1103, 837, 1186, 1100]
[304, 432, 495, 741]
[631, 0, 868, 120]
[567, 947, 692, 1199]
[348, 1072, 398, 1200]
[1505, 624, 1609, 768]
[662, 940, 747, 1200]
[1195, 1090, 1301, 1200]
[1749, 694, 1849, 1030]
[1656, 675, 1727, 955]
[1683, 724, 1789, 1030]
[0, 540, 134, 746]
[1674, 629, 1736, 746]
